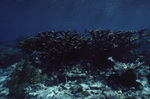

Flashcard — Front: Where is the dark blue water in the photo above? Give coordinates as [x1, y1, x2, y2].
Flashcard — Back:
[1, 0, 150, 42]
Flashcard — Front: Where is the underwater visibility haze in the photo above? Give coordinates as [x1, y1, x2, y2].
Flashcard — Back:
[1, 0, 150, 99]
[1, 0, 150, 41]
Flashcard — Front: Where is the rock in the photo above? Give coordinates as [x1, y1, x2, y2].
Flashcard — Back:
[60, 84, 70, 90]
[0, 87, 9, 96]
[80, 83, 90, 90]
[107, 69, 141, 91]
[82, 90, 90, 96]
[66, 72, 87, 81]
[75, 92, 82, 97]
[71, 85, 83, 94]
[0, 65, 15, 98]
[103, 90, 118, 99]
[89, 82, 103, 89]
[91, 90, 99, 94]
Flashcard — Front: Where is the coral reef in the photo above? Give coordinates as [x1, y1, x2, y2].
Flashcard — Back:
[1, 57, 150, 98]
[21, 60, 150, 98]
[17, 28, 150, 69]
[1, 28, 150, 98]
[6, 60, 49, 98]
[107, 57, 150, 91]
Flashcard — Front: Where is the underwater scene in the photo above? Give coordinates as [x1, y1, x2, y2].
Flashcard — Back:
[1, 0, 150, 99]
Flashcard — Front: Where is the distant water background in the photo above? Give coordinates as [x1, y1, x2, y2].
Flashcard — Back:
[1, 0, 150, 42]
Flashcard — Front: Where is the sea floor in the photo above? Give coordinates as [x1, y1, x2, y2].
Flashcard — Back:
[0, 61, 150, 99]
[0, 42, 150, 99]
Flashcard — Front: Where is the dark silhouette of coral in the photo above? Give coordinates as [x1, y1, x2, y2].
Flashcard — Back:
[107, 69, 141, 91]
[17, 28, 150, 70]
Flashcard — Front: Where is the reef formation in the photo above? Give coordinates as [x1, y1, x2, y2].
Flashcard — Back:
[2, 28, 150, 99]
[17, 28, 150, 70]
